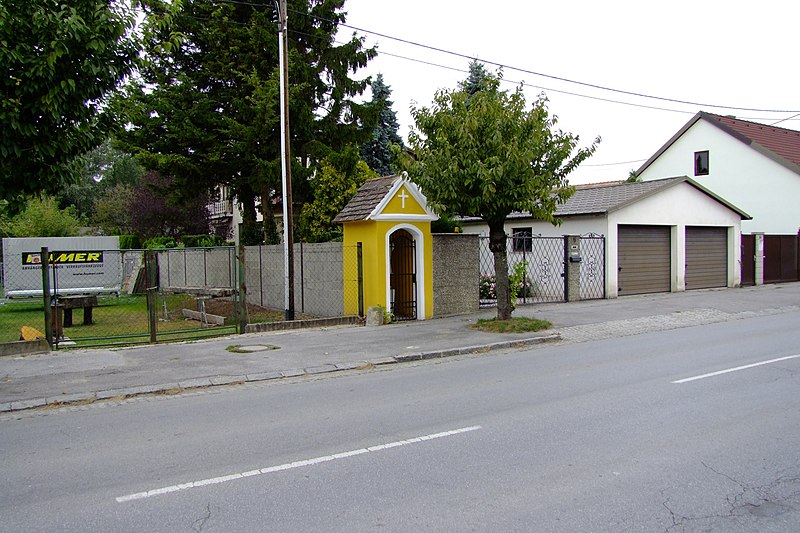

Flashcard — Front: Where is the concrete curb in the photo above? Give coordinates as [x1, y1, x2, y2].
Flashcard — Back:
[0, 332, 560, 414]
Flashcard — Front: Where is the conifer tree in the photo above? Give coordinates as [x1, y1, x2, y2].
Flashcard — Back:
[360, 74, 404, 176]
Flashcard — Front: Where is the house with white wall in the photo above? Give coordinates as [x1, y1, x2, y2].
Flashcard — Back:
[459, 177, 750, 298]
[636, 111, 800, 235]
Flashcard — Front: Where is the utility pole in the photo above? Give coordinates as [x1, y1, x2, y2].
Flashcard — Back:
[277, 0, 295, 320]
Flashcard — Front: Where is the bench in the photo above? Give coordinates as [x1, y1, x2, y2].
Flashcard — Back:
[58, 295, 98, 327]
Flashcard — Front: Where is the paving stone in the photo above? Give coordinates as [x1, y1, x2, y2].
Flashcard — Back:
[210, 376, 247, 386]
[45, 392, 95, 405]
[305, 365, 338, 375]
[246, 371, 283, 382]
[10, 398, 46, 411]
[177, 378, 213, 389]
[369, 356, 397, 366]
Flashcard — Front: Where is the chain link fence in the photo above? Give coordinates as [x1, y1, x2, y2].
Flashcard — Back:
[243, 242, 363, 319]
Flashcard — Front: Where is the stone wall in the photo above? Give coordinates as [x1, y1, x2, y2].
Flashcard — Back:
[432, 233, 480, 317]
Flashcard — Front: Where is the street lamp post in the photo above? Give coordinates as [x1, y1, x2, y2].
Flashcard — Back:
[277, 0, 294, 321]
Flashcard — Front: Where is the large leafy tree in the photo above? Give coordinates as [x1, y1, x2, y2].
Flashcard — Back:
[299, 145, 376, 242]
[360, 73, 403, 176]
[56, 140, 143, 220]
[115, 0, 378, 243]
[128, 171, 210, 240]
[0, 0, 142, 211]
[407, 70, 599, 320]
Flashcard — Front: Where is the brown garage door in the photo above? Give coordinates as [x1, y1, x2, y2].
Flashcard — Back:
[618, 225, 671, 295]
[686, 227, 728, 290]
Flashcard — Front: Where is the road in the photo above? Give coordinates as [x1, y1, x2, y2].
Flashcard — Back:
[2, 311, 800, 532]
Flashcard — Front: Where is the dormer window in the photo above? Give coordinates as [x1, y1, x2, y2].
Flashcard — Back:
[694, 150, 709, 176]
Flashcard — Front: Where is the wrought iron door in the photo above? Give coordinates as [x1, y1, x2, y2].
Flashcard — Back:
[390, 230, 417, 320]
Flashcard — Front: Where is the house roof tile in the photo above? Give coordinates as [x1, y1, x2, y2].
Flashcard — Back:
[465, 176, 750, 222]
[637, 111, 800, 176]
[705, 112, 800, 168]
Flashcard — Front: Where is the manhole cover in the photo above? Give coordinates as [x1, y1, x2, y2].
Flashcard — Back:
[227, 344, 279, 353]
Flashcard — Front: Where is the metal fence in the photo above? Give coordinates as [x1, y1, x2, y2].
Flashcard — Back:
[479, 234, 606, 307]
[580, 234, 606, 300]
[0, 247, 241, 349]
[243, 242, 362, 318]
[1, 243, 364, 349]
[479, 235, 565, 306]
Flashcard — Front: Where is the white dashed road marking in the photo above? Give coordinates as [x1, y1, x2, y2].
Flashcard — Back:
[116, 425, 482, 503]
[672, 354, 800, 384]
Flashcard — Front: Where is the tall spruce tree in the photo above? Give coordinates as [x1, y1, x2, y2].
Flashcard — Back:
[360, 73, 403, 176]
[114, 0, 378, 243]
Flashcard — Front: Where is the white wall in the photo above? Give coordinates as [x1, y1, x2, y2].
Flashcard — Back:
[639, 119, 800, 234]
[459, 216, 607, 238]
[459, 182, 743, 298]
[608, 183, 743, 295]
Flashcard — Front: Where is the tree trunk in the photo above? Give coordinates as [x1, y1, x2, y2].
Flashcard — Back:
[488, 220, 512, 320]
[260, 185, 279, 245]
[239, 188, 261, 245]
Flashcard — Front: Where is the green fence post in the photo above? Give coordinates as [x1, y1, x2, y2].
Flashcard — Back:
[357, 242, 364, 317]
[41, 247, 53, 348]
[237, 245, 248, 334]
[146, 250, 158, 343]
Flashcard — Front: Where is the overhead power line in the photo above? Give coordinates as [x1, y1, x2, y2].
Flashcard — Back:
[284, 7, 798, 115]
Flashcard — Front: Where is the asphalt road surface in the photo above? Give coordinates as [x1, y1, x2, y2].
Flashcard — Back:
[2, 311, 799, 532]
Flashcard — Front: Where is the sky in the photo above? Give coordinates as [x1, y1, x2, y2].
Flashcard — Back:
[335, 0, 799, 184]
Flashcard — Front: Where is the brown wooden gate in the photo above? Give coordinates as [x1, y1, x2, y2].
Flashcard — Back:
[390, 230, 417, 320]
[741, 235, 755, 286]
[764, 234, 800, 283]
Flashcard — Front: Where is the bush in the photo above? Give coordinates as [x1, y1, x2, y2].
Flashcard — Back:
[181, 234, 225, 248]
[144, 236, 179, 249]
[479, 274, 496, 300]
[118, 234, 141, 249]
[479, 269, 533, 302]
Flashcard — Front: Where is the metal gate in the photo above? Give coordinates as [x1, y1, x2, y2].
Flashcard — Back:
[479, 235, 566, 306]
[390, 230, 417, 320]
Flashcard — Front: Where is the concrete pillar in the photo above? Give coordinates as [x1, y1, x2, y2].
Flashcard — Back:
[564, 235, 582, 302]
[754, 233, 765, 286]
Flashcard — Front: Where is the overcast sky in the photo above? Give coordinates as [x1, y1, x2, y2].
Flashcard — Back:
[336, 0, 799, 183]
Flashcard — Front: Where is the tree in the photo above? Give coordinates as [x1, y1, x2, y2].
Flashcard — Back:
[462, 59, 491, 96]
[92, 184, 135, 236]
[299, 146, 376, 242]
[0, 0, 142, 211]
[626, 169, 641, 182]
[128, 171, 210, 240]
[360, 73, 404, 176]
[4, 196, 82, 237]
[115, 0, 378, 243]
[407, 70, 599, 320]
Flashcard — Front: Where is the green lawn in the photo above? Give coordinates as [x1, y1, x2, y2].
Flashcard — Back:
[0, 294, 240, 347]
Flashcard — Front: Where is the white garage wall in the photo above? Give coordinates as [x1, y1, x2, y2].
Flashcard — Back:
[609, 183, 743, 294]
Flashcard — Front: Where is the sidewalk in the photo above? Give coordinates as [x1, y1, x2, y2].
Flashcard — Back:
[1, 283, 798, 413]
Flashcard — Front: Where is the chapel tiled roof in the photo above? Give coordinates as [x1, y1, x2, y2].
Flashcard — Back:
[333, 175, 400, 223]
